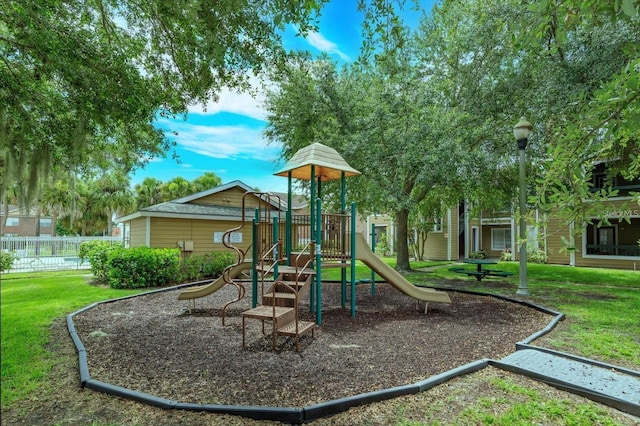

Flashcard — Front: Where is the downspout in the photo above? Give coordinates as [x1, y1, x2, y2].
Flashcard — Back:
[145, 216, 151, 247]
[447, 208, 452, 261]
[570, 221, 576, 267]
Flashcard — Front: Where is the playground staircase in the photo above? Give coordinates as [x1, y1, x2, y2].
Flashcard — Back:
[242, 265, 316, 351]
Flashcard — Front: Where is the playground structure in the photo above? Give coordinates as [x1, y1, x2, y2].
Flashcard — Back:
[178, 142, 451, 350]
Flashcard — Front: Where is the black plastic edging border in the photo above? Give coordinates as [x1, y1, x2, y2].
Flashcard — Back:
[66, 284, 568, 424]
[489, 359, 640, 417]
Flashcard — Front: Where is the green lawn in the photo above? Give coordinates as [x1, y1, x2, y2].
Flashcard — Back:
[0, 271, 144, 405]
[2, 263, 639, 424]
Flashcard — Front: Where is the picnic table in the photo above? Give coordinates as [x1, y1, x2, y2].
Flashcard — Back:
[449, 259, 513, 282]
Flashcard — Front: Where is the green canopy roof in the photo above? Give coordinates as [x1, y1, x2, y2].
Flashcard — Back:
[274, 142, 361, 181]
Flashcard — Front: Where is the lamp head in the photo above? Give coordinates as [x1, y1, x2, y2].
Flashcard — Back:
[513, 116, 532, 149]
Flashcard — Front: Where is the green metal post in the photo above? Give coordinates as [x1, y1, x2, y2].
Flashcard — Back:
[340, 171, 346, 308]
[251, 210, 259, 308]
[315, 198, 322, 325]
[370, 224, 376, 296]
[517, 144, 529, 296]
[310, 165, 316, 313]
[350, 202, 357, 317]
[273, 215, 279, 278]
[286, 172, 292, 264]
[310, 165, 316, 241]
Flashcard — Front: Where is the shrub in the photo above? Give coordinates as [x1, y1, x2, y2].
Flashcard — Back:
[374, 233, 390, 256]
[201, 252, 235, 278]
[178, 254, 206, 282]
[500, 249, 513, 262]
[528, 249, 548, 264]
[107, 247, 180, 289]
[1, 251, 17, 272]
[469, 250, 486, 259]
[79, 240, 123, 283]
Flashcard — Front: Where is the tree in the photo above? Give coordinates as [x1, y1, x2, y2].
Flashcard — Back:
[1, 0, 328, 208]
[514, 0, 640, 225]
[266, 1, 534, 270]
[163, 177, 194, 201]
[265, 50, 476, 270]
[134, 177, 166, 210]
[192, 172, 222, 193]
[91, 173, 135, 236]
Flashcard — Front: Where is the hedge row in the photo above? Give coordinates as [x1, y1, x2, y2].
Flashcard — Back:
[80, 242, 235, 289]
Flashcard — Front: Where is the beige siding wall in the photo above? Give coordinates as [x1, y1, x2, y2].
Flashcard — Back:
[544, 216, 573, 266]
[128, 218, 148, 248]
[545, 213, 640, 270]
[149, 217, 250, 255]
[423, 232, 449, 260]
[192, 187, 271, 210]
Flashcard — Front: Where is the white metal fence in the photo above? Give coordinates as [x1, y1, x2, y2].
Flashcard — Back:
[1, 236, 123, 273]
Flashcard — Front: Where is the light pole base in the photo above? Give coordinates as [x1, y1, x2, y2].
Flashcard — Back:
[516, 287, 530, 296]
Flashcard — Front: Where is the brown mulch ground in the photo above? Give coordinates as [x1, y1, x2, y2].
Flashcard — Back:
[70, 281, 551, 408]
[3, 276, 638, 425]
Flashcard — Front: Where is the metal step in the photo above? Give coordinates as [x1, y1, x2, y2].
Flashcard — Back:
[277, 320, 316, 337]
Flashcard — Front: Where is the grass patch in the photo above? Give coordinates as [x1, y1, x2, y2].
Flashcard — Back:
[1, 271, 144, 406]
[1, 261, 638, 424]
[459, 376, 625, 426]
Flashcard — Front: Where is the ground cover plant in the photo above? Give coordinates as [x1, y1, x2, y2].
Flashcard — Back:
[1, 263, 638, 425]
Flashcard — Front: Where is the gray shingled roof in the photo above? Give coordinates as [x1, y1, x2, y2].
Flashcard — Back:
[274, 142, 361, 181]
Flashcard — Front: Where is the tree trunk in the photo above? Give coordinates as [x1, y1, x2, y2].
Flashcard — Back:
[395, 208, 411, 272]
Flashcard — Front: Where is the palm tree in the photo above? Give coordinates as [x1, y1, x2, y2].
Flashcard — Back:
[192, 172, 222, 193]
[92, 173, 134, 236]
[163, 176, 194, 200]
[134, 177, 165, 209]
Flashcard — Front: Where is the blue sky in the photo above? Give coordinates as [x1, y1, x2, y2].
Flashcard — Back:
[131, 1, 435, 194]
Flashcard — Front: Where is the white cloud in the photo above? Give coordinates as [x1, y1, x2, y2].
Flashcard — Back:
[187, 75, 272, 121]
[188, 87, 268, 121]
[155, 117, 279, 160]
[306, 31, 350, 61]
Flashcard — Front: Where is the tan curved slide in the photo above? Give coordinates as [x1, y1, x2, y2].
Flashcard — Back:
[177, 260, 253, 300]
[354, 233, 451, 304]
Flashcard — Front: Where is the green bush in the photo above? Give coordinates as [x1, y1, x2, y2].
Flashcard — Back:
[500, 249, 513, 261]
[178, 254, 205, 282]
[202, 252, 235, 278]
[469, 250, 486, 259]
[374, 233, 390, 256]
[79, 240, 123, 283]
[107, 247, 180, 289]
[528, 249, 549, 264]
[1, 251, 17, 272]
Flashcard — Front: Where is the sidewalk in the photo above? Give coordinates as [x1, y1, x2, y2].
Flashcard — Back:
[494, 347, 640, 417]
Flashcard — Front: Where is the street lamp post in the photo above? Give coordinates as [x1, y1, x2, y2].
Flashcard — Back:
[514, 117, 532, 296]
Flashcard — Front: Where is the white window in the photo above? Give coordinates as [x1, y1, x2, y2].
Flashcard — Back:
[432, 217, 443, 232]
[491, 228, 512, 251]
[39, 218, 52, 227]
[6, 217, 19, 226]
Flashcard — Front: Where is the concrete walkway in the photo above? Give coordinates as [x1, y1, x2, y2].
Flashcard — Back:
[495, 347, 640, 417]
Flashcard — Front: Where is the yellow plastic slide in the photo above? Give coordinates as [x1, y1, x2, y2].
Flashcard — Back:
[177, 260, 253, 300]
[354, 233, 451, 304]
